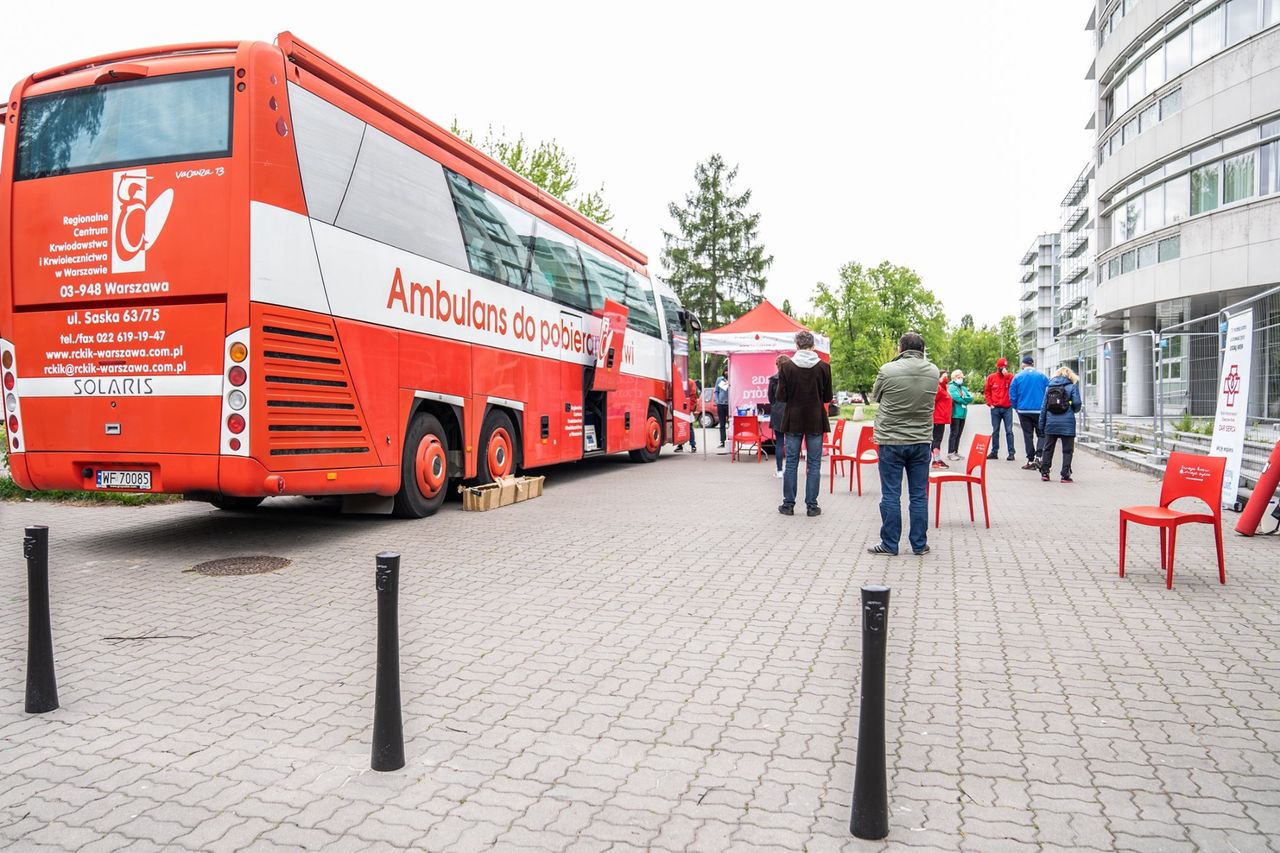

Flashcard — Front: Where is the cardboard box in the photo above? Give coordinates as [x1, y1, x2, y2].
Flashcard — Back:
[462, 475, 545, 511]
[515, 475, 545, 502]
[496, 476, 519, 506]
[462, 483, 502, 511]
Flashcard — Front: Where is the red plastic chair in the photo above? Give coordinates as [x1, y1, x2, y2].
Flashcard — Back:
[823, 419, 847, 475]
[1119, 452, 1226, 590]
[730, 415, 763, 462]
[831, 424, 879, 495]
[929, 434, 991, 528]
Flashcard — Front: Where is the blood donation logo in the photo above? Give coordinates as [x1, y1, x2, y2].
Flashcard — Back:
[1222, 364, 1241, 407]
[111, 169, 174, 273]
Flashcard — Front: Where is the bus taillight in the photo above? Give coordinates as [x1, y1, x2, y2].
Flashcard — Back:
[0, 340, 21, 453]
[221, 331, 250, 456]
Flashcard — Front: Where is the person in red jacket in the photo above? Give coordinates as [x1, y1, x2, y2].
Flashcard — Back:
[931, 371, 951, 469]
[984, 357, 1016, 461]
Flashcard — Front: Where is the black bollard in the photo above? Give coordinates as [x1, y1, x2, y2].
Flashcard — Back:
[850, 584, 890, 840]
[371, 551, 405, 771]
[24, 526, 59, 714]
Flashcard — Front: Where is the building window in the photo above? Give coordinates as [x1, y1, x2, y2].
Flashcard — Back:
[1139, 104, 1159, 133]
[1226, 0, 1256, 45]
[1262, 141, 1279, 195]
[1267, 0, 1280, 27]
[1145, 184, 1166, 230]
[1146, 46, 1165, 93]
[1192, 6, 1225, 65]
[1109, 257, 1121, 278]
[1121, 251, 1136, 273]
[1158, 235, 1181, 261]
[1166, 27, 1192, 79]
[1165, 173, 1190, 223]
[1138, 242, 1158, 268]
[1122, 195, 1144, 240]
[1223, 151, 1256, 203]
[1191, 163, 1221, 215]
[1160, 89, 1182, 120]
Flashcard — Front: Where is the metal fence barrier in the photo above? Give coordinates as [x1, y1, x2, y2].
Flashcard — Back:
[1069, 286, 1280, 502]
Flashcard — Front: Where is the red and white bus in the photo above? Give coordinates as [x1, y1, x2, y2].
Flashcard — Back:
[0, 33, 695, 516]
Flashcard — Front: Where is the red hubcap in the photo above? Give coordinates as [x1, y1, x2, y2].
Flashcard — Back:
[645, 417, 661, 453]
[414, 435, 447, 498]
[488, 428, 513, 478]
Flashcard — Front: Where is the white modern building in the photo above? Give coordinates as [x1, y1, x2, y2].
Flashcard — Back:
[1017, 233, 1062, 368]
[1026, 0, 1280, 422]
[1057, 164, 1098, 386]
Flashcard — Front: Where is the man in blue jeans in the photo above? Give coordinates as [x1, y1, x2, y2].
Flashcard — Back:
[867, 332, 939, 556]
[776, 331, 833, 517]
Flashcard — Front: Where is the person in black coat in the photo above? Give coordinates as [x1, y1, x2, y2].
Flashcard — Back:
[776, 331, 833, 517]
[767, 355, 791, 479]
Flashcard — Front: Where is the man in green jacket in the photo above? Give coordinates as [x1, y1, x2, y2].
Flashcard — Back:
[868, 332, 939, 556]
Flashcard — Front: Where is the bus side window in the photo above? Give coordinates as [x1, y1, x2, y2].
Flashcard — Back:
[580, 246, 629, 313]
[660, 295, 684, 339]
[444, 171, 532, 290]
[623, 273, 661, 338]
[530, 223, 592, 312]
[334, 124, 468, 271]
[287, 84, 364, 225]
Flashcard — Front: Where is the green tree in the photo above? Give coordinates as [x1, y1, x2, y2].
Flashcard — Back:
[811, 261, 945, 394]
[662, 154, 773, 332]
[937, 314, 1022, 389]
[781, 298, 793, 317]
[450, 122, 613, 226]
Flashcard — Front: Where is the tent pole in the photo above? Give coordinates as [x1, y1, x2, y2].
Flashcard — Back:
[701, 350, 707, 458]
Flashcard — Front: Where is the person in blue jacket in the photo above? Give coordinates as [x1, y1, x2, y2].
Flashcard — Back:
[1038, 366, 1083, 483]
[1008, 355, 1049, 469]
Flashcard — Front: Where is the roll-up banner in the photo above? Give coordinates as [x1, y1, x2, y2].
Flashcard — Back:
[1210, 310, 1253, 508]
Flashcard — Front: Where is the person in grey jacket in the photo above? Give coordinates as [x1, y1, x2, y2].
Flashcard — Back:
[868, 332, 939, 556]
[1038, 366, 1083, 483]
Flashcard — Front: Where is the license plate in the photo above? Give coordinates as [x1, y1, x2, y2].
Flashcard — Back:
[95, 470, 152, 490]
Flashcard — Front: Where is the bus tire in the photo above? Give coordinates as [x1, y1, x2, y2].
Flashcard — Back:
[629, 406, 663, 463]
[393, 412, 451, 518]
[477, 409, 519, 483]
[208, 496, 264, 512]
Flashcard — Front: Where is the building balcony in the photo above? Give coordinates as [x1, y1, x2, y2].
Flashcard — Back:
[1020, 248, 1037, 265]
[1061, 291, 1087, 311]
[1020, 269, 1035, 284]
[1061, 263, 1089, 285]
[1063, 232, 1089, 258]
[1063, 205, 1088, 232]
[1060, 321, 1087, 337]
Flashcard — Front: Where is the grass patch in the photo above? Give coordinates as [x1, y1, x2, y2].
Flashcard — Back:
[839, 403, 878, 421]
[0, 475, 180, 506]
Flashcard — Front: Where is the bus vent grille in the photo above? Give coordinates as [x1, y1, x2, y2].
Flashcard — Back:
[257, 312, 371, 461]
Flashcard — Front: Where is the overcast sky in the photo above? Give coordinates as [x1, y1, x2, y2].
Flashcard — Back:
[3, 1, 1095, 327]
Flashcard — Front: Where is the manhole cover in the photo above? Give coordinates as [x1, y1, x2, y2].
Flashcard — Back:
[186, 556, 291, 577]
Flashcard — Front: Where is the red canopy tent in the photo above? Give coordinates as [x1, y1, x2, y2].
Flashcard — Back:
[701, 300, 831, 356]
[699, 301, 830, 448]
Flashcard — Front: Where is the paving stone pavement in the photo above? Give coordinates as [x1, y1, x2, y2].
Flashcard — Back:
[1, 430, 1279, 852]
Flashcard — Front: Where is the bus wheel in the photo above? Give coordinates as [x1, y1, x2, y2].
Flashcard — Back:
[477, 410, 518, 482]
[209, 496, 264, 512]
[393, 412, 450, 518]
[629, 407, 663, 463]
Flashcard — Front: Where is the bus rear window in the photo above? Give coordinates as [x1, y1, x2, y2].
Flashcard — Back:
[15, 69, 233, 180]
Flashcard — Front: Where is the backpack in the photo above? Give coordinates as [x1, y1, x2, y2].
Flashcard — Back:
[1045, 384, 1070, 415]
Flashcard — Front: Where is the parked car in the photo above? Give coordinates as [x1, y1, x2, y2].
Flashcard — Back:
[697, 387, 719, 427]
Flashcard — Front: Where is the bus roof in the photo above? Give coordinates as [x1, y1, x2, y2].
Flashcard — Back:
[276, 32, 648, 270]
